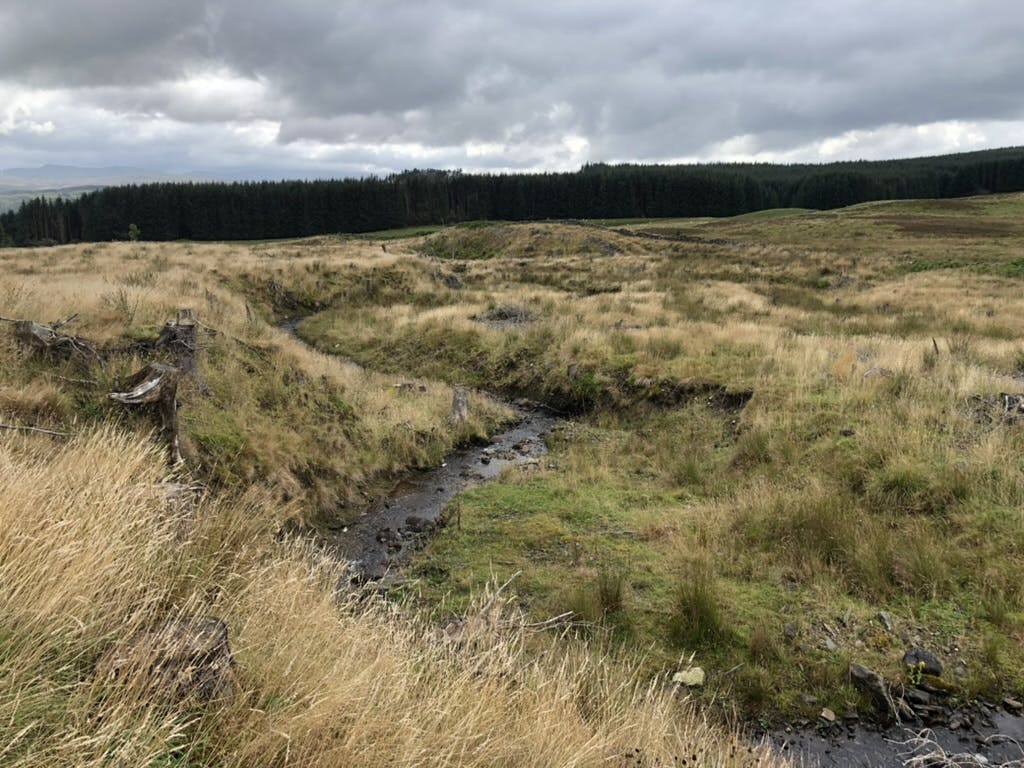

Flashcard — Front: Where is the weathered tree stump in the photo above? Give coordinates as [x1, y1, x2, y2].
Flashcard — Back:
[155, 309, 199, 375]
[12, 318, 101, 365]
[110, 363, 182, 464]
[96, 616, 234, 703]
[450, 386, 469, 425]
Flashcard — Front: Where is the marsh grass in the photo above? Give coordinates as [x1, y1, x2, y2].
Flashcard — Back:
[4, 193, 1024, 727]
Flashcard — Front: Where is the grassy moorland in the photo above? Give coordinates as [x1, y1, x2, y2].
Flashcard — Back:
[0, 237, 777, 766]
[2, 193, 1023, 764]
[297, 194, 1024, 718]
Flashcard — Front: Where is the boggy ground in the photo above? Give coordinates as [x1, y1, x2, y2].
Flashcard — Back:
[1, 194, 1022, 759]
[290, 195, 1024, 723]
[0, 237, 775, 765]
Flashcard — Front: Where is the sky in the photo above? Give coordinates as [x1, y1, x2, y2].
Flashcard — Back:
[1, 0, 1023, 179]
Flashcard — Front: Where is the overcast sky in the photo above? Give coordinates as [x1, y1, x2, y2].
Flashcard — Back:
[1, 0, 1022, 178]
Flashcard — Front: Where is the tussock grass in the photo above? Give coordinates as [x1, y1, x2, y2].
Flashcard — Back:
[0, 427, 776, 767]
[5, 193, 1024, 728]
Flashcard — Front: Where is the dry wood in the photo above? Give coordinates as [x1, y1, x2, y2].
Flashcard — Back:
[8, 316, 103, 367]
[155, 309, 199, 375]
[0, 423, 71, 438]
[110, 363, 182, 464]
[450, 385, 469, 425]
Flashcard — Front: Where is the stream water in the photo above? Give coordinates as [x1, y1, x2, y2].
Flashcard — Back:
[278, 315, 559, 581]
[330, 406, 558, 581]
[765, 710, 1024, 767]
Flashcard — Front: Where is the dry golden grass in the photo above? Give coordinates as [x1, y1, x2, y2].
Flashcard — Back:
[0, 426, 778, 767]
[0, 237, 510, 524]
[4, 193, 1024, 739]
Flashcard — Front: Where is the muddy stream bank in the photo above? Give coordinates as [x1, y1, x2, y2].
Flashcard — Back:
[278, 316, 560, 581]
[332, 406, 557, 581]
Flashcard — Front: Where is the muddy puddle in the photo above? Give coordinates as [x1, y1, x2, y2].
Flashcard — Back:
[765, 710, 1024, 767]
[331, 406, 558, 581]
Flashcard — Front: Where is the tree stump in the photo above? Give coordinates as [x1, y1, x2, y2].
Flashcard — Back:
[12, 319, 100, 365]
[155, 309, 199, 375]
[96, 616, 234, 703]
[109, 363, 182, 464]
[450, 386, 469, 426]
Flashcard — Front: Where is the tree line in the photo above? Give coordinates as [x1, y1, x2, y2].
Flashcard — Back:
[3, 146, 1024, 245]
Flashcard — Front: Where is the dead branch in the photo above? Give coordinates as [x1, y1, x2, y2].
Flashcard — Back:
[0, 423, 72, 438]
[51, 313, 79, 330]
[47, 373, 100, 387]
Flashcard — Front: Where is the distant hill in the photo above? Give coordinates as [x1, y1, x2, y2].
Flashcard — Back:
[0, 165, 361, 213]
[0, 166, 203, 214]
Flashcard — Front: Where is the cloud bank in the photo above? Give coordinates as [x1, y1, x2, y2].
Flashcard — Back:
[1, 0, 1022, 176]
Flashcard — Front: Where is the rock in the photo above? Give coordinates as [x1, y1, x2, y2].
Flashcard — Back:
[905, 688, 932, 707]
[849, 662, 913, 720]
[850, 663, 886, 699]
[376, 527, 402, 551]
[823, 638, 839, 652]
[819, 707, 837, 723]
[442, 273, 463, 289]
[404, 515, 435, 534]
[671, 667, 705, 687]
[800, 693, 819, 706]
[1004, 697, 1023, 712]
[96, 617, 233, 703]
[917, 704, 948, 725]
[784, 623, 799, 641]
[904, 647, 943, 677]
[877, 611, 895, 633]
[863, 367, 895, 378]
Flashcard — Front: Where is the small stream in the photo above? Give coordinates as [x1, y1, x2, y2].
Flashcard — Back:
[331, 406, 558, 581]
[278, 315, 560, 581]
[765, 710, 1024, 767]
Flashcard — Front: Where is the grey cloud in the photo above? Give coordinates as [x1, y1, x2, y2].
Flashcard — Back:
[1, 0, 1023, 172]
